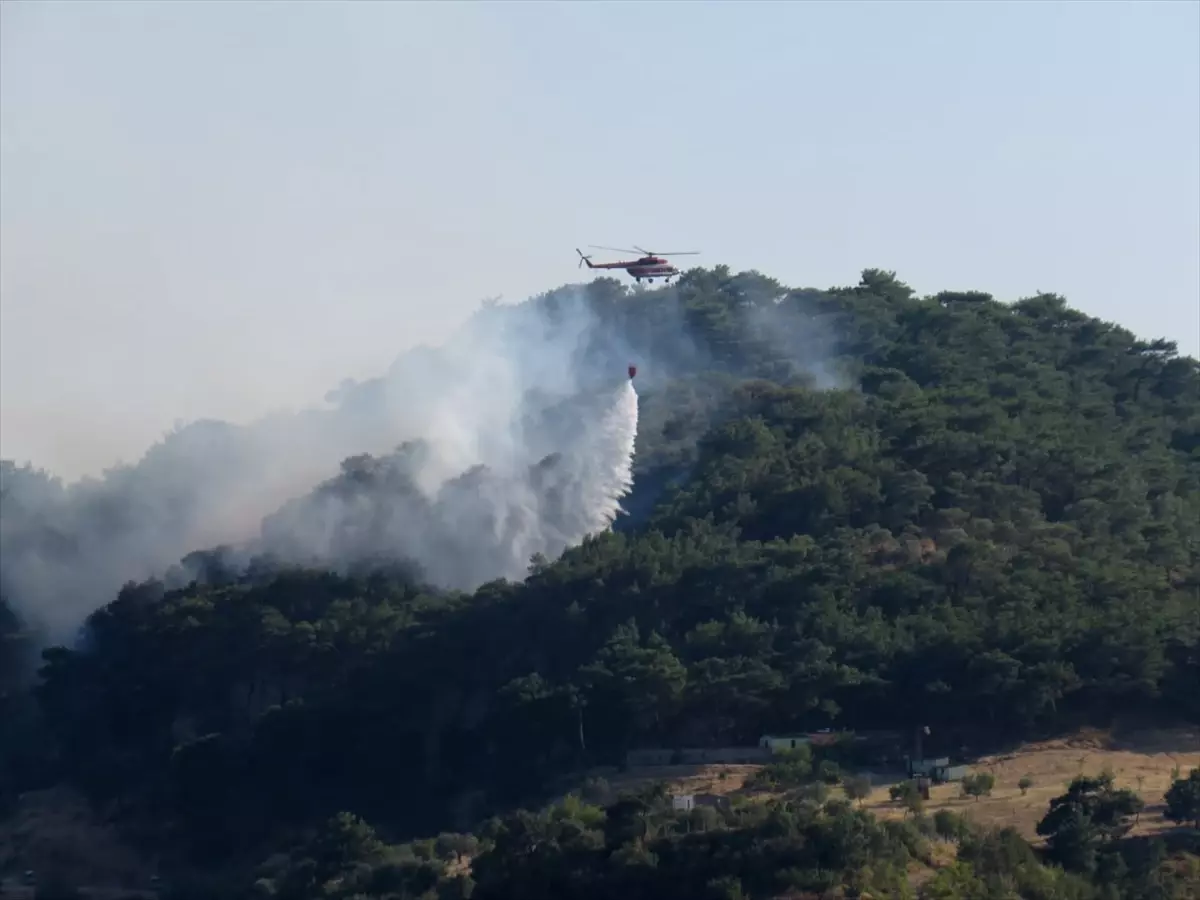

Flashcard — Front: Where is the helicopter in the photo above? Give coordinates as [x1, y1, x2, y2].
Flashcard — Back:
[576, 245, 700, 284]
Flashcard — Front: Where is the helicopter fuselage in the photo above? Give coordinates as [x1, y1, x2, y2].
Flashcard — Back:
[624, 258, 679, 281]
[576, 247, 693, 283]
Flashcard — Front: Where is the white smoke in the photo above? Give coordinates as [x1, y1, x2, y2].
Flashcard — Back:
[253, 379, 639, 591]
[0, 283, 646, 642]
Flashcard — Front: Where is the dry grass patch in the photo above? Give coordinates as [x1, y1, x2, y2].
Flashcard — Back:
[606, 728, 1200, 845]
[602, 763, 763, 797]
[858, 726, 1200, 841]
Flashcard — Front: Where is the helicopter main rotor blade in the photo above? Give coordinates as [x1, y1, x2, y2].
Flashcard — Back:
[646, 251, 701, 256]
[590, 245, 643, 255]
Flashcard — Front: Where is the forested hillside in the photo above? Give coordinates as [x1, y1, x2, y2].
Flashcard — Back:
[2, 266, 1198, 897]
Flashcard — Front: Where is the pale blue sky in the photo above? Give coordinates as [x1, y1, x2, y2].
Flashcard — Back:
[2, 0, 1198, 479]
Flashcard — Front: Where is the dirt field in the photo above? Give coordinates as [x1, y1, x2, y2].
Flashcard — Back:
[608, 726, 1200, 842]
[866, 726, 1200, 840]
[598, 763, 764, 798]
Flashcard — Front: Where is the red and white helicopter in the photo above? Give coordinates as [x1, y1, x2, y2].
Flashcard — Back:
[576, 245, 700, 284]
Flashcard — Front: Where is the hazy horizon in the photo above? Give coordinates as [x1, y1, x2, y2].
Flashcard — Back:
[3, 0, 1198, 481]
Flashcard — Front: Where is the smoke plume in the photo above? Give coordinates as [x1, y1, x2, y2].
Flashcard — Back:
[255, 379, 639, 591]
[0, 285, 643, 643]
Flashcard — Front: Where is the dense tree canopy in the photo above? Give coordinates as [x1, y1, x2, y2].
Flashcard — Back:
[1, 266, 1198, 892]
[231, 774, 1200, 900]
